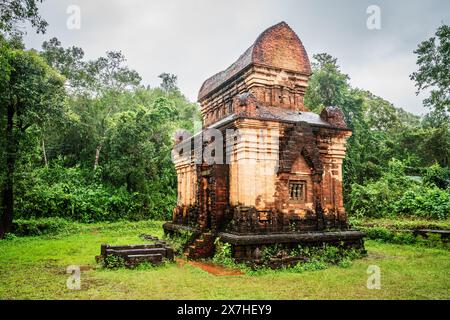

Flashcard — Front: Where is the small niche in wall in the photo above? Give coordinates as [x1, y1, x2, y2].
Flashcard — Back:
[289, 180, 306, 203]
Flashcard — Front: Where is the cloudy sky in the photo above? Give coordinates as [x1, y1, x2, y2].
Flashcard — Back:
[23, 0, 450, 115]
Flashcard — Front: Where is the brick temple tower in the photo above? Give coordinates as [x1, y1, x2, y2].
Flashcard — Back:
[164, 22, 364, 264]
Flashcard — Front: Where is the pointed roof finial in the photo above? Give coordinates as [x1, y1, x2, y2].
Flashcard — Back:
[198, 22, 311, 101]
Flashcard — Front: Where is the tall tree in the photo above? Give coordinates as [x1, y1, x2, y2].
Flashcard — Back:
[41, 40, 142, 169]
[104, 95, 177, 191]
[0, 39, 65, 238]
[42, 39, 142, 96]
[85, 52, 142, 169]
[41, 37, 86, 91]
[304, 53, 435, 198]
[304, 53, 350, 112]
[410, 24, 450, 113]
[158, 73, 178, 93]
[0, 0, 48, 36]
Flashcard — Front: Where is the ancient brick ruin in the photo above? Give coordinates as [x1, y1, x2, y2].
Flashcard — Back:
[163, 22, 365, 265]
[97, 236, 174, 268]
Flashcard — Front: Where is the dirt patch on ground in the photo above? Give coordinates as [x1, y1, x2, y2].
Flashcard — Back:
[80, 277, 107, 291]
[176, 258, 187, 268]
[45, 263, 94, 275]
[176, 258, 243, 276]
[365, 251, 397, 260]
[79, 265, 94, 271]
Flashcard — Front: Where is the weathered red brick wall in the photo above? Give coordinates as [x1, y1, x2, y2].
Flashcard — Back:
[199, 22, 312, 127]
[252, 22, 311, 75]
[212, 164, 230, 230]
[172, 22, 352, 234]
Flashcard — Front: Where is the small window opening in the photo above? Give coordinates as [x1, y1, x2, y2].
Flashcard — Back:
[289, 181, 306, 202]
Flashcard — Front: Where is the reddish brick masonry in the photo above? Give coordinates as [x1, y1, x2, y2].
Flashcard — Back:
[164, 21, 364, 264]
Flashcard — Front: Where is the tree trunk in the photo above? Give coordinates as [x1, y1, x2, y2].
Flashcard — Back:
[0, 104, 15, 239]
[94, 144, 102, 170]
[42, 137, 48, 167]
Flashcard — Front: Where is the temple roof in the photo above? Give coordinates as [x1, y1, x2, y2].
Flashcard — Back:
[198, 21, 312, 101]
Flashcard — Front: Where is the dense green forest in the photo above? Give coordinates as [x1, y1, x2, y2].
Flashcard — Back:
[0, 1, 449, 238]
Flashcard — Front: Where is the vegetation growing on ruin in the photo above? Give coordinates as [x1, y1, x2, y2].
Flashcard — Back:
[211, 239, 365, 273]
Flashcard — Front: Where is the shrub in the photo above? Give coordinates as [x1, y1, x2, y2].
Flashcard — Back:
[213, 239, 235, 267]
[423, 164, 450, 189]
[11, 217, 72, 236]
[394, 186, 449, 220]
[290, 245, 362, 272]
[164, 229, 194, 253]
[15, 163, 175, 222]
[348, 160, 449, 220]
[292, 260, 328, 272]
[358, 225, 447, 248]
[363, 227, 394, 242]
[102, 254, 126, 269]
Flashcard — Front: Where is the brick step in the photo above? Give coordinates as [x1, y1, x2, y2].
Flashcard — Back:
[104, 243, 165, 251]
[107, 248, 173, 259]
[185, 232, 216, 260]
[127, 253, 163, 258]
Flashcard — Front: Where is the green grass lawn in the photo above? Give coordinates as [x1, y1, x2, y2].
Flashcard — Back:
[0, 220, 449, 300]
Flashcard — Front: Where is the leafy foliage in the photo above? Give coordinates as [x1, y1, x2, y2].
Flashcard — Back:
[212, 239, 363, 272]
[212, 239, 235, 267]
[102, 254, 125, 269]
[0, 36, 66, 237]
[348, 160, 449, 220]
[410, 24, 450, 113]
[355, 225, 447, 249]
[10, 217, 71, 236]
[423, 162, 450, 189]
[304, 53, 350, 111]
[305, 51, 450, 220]
[158, 73, 178, 93]
[0, 0, 48, 36]
[15, 159, 174, 222]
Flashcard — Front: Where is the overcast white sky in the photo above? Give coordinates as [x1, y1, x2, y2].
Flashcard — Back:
[23, 0, 450, 115]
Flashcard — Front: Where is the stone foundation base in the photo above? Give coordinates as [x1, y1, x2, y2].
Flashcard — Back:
[163, 221, 200, 236]
[163, 222, 365, 267]
[218, 230, 366, 267]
